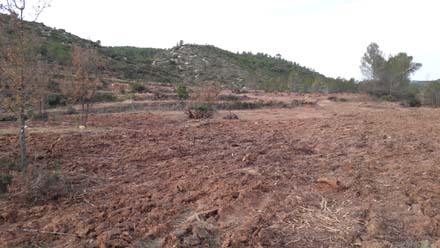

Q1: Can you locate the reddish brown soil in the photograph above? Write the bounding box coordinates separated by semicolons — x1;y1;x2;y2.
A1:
1;95;440;247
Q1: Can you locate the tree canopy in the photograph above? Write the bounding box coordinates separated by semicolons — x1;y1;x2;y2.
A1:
360;42;422;97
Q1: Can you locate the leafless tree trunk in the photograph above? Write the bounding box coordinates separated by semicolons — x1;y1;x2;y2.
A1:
0;0;51;169
66;46;101;128
18;106;26;167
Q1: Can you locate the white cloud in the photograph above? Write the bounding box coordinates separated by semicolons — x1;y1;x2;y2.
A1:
37;0;440;80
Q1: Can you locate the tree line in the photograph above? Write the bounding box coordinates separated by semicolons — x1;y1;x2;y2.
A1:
359;42;440;107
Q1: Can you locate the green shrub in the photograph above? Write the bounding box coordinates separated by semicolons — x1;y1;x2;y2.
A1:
0;115;17;122
403;94;422;107
46;41;72;65
47;80;61;92
119;87;126;94
186;103;216;119
46;93;67;108
380;95;396;102
421;81;440;107
177;85;189;100
0;157;18;171
92;92;119;103
130;82;148;93
0;174;13;194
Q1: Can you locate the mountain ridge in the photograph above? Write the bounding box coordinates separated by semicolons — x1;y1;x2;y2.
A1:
0;13;357;92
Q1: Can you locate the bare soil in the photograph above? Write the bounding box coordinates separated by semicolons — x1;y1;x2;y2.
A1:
1;93;440;247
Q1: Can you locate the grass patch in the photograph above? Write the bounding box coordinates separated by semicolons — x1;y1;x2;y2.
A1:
0;173;13;194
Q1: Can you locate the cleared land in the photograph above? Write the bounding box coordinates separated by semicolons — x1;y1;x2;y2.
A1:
1;93;440;247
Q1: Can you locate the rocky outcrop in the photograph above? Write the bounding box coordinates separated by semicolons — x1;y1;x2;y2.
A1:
152;44;249;85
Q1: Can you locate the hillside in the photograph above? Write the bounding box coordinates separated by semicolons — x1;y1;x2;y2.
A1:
0;13;356;92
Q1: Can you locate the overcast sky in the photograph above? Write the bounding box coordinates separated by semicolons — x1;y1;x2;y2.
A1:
37;0;439;81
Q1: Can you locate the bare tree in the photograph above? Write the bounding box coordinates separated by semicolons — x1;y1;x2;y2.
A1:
31;60;51;115
65;45;102;127
0;0;51;168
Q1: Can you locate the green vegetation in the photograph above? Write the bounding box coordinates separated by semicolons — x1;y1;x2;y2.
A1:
0;157;18;195
130;82;149;93
40;41;72;65
174;44;358;93
0;173;12;194
100;46;161;64
0;14;358;95
4;14;440;109
358;42;440;107
46;93;67;108
92;92;119;103
360;42;422;98
420;80;440;107
177;85;189;100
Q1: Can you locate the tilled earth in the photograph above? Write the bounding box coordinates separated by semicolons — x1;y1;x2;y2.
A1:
1;97;440;247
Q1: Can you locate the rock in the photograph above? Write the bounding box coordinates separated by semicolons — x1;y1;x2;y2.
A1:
316;177;344;190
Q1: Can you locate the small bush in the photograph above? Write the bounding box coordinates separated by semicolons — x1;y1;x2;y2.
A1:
420;81;440;107
119;87;126;94
0;115;17;122
65;106;78;115
186;103;216;119
130;82;149;93
223;112;239;120
23;170;70;204
177;85;190;100
380;95;396;102
403;94;422;107
0;157;18;171
46;93;67;108
92;92;119;103
47;80;61;92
